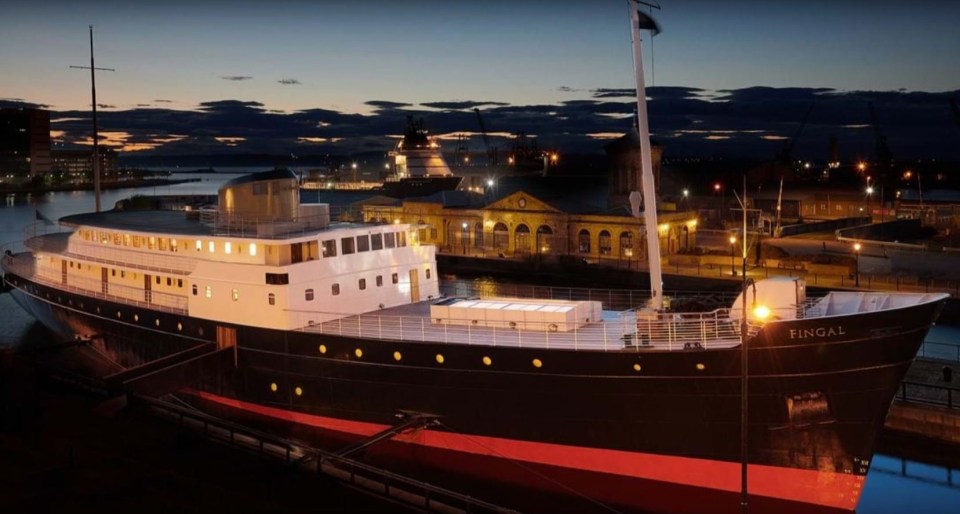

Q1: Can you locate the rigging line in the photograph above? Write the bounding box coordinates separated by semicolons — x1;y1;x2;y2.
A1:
434;421;625;514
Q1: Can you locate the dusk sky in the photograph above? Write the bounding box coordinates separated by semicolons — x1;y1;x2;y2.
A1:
2;0;959;160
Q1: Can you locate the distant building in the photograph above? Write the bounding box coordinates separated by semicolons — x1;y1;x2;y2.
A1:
0;107;51;177
52;148;119;179
604;129;663;213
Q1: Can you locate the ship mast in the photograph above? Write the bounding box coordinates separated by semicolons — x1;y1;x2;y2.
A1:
627;0;663;310
70;26;114;213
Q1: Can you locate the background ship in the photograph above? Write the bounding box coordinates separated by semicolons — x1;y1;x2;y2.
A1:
379;116;462;197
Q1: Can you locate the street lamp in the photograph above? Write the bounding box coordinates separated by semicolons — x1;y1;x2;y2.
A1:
729;235;737;277
461;222;468;255
853;243;861;287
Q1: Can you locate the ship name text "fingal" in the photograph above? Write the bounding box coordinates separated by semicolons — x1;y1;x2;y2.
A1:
788;326;847;339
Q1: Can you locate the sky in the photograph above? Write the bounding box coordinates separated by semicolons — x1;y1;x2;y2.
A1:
1;0;959;160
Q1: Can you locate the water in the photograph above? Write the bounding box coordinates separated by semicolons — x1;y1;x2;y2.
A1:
2;178;959;513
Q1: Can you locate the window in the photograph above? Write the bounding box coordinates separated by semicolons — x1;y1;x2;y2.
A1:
385;232;396;248
357;235;370;252
253;182;268;195
177;279;183;288
426;268;431;279
225;242;232;254
359;278;367;290
305;289;315;301
133;235;142;248
249;243;257;256
371;233;383;250
321;239;337;257
493;222;508;250
341;237;355;255
599;231;612;256
120;271;126;278
428;228;436;242
376;275;383;287
392;273;399;284
205;285;212;298
268;293;275;305
192;284;198;296
123;234;131;246
148;237;156;250
208;241;215;253
232;288;239;301
474;223;483;248
111;269;116;277
514;224;530;254
166;277;172;286
171;239;178;252
536;225;553;254
196;240;202;252
578;229;591;254
331;283;340;296
159;238;168;251
265;273;289;285
620;231;634;257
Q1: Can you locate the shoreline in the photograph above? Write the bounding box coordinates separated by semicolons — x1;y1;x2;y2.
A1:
0;178;201;196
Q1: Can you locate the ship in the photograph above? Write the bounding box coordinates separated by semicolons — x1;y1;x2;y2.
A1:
0;4;951;514
379;116;462;198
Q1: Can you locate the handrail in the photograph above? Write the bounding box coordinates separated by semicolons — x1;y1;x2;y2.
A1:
25;233;199;275
897;381;960;410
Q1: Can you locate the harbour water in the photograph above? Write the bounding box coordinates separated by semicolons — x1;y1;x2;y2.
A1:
2;175;958;513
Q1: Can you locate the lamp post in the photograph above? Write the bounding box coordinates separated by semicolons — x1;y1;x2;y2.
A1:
461;222;468;255
866;185;874;221
854;242;861;287
729;235;737;277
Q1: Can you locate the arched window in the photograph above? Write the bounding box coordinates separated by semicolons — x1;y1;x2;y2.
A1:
515;224;531;254
620;231;633;257
536;225;553;254
493;222;509;250
578;229;591;254
474;223;484;249
599;230;612;256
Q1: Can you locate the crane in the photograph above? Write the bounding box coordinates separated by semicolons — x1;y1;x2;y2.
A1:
473;108;498;166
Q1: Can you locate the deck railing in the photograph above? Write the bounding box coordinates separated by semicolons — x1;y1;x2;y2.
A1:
25;233;199;275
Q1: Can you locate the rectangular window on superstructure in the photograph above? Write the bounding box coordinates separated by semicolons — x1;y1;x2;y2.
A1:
134;235;142;248
113;233;121;245
156;276;161;285
357;235;370;252
225;242;232;254
384;232;396;248
428;228;435;242
265;273;289;285
392;273;398;284
149;237;156;250
321;239;337;257
208;241;215;253
159;238;168;251
111;269;116;277
171;239;178;252
371;233;383;250
167;277;172;286
249;243;257;256
196;240;202;252
123;234;131;246
376;275;383;287
426;268;431;279
268;293;275;305
399;231;407;247
331;283;340;296
192;285;198;296
205;285;212;299
341;237;355;255
359;278;366;290
305;289;314;301
232;289;239;301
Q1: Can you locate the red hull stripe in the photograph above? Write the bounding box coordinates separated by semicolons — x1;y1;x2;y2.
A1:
190;390;863;511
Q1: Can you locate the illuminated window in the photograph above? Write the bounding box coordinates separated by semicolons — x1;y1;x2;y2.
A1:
268;293;275;305
123;234;131;246
208;241;215;253
399;231;407;247
148;236;156;250
249;243;257;256
225;242;232;254
305;289;314;301
205;285;212;298
171;239;178;251
232;288;239;301
321;240;337;257
196;240;202;252
331;283;340;296
359;279;366;290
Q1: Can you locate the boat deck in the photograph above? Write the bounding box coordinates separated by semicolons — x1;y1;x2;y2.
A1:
299;300;744;352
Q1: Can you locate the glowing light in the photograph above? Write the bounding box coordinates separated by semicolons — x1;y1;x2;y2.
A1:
854;243;862;252
866;186;874;195
482;356;492;366
682;189;689;197
729;236;736;245
249;243;257;256
753;305;772;320
713;183;721;191
532;358;543;368
486;179;495;187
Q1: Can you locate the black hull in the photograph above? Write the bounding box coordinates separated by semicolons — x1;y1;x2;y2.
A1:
3;272;946;513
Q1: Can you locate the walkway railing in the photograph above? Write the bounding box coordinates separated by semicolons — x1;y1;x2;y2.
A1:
897;381;960;410
26;233;199;275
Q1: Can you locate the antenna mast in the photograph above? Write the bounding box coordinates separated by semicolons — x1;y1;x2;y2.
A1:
70;26;115;213
627;0;663;310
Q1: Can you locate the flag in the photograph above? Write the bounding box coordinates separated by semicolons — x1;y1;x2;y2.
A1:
35;209;54;225
637;9;661;36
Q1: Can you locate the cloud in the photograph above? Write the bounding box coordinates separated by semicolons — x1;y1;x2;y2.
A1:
154;99;174;103
220;75;253;81
420;100;510;110
0;98;51;109
365;100;413;110
97;103;115;109
277;78;301;85
557;86;583;93
591;88;636;98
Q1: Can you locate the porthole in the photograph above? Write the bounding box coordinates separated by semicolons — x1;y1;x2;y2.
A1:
96;307;101;313
177;322;183;332
319;344;327;354
482;356;492;366
134;314;139;322
116;311;122;319
633;363;642;372
270;382;278;392
155;319;160;327
393;351;402;361
355;348;363;358
435;354;445;364
532;358;543;368
696;363;706;371
295;387;303;397
198;327;204;336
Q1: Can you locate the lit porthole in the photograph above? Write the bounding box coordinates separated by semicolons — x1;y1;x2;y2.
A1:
393;351;402;361
435;354;444;364
116;311;122;319
319;344;327;354
532;358;543;368
696;363;706;371
198;327;204;336
355;348;363;358
633;363;642;372
482;356;492;366
96;307;101;313
294;386;303;397
155;319;160;327
177;322;183;332
270;382;278;392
